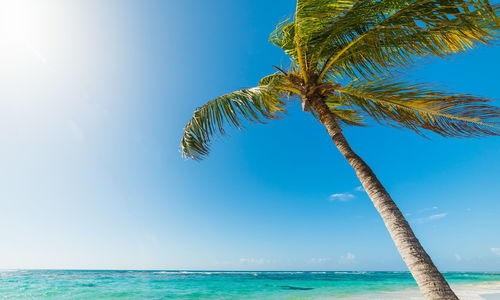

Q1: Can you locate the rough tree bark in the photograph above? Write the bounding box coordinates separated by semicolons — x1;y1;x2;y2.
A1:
308;96;459;300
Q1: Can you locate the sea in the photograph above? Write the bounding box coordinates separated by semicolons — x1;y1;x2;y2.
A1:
1;270;500;299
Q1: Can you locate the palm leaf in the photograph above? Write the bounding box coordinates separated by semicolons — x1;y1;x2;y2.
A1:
325;95;366;126
181;86;286;160
310;0;499;80
270;17;299;65
337;78;500;137
258;73;286;86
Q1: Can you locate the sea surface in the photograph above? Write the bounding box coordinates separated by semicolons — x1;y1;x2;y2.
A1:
1;270;500;299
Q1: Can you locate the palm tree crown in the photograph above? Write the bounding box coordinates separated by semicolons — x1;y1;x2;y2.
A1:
181;0;499;160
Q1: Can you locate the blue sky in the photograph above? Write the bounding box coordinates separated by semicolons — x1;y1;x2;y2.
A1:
0;0;499;271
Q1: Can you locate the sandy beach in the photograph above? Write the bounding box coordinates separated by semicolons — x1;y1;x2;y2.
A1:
347;281;500;299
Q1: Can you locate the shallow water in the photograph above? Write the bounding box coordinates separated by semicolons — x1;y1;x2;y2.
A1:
1;270;499;299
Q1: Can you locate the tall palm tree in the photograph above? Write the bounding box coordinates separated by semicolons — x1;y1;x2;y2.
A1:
180;0;499;299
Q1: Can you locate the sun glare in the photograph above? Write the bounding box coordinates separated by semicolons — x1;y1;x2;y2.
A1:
2;1;39;40
1;0;64;70
0;1;71;125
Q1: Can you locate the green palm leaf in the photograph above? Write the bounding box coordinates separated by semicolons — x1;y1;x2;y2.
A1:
325;95;366;126
181;86;286;160
258;73;286;86
270;0;499;80
316;0;499;79
337;78;500;137
270;17;297;59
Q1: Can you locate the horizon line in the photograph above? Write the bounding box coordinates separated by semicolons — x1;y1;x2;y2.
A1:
2;269;499;273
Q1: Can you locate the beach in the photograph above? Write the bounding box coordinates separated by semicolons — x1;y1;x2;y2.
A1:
1;270;500;299
348;281;500;299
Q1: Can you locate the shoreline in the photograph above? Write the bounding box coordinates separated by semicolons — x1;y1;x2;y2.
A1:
344;280;500;300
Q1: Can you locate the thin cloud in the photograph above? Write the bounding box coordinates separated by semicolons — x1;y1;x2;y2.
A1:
418;206;439;213
339;252;356;264
491;248;500;256
239;258;274;265
416;213;447;224
428;213;447;220
354;186;365;192
309;258;332;264
330;185;368;202
455;254;462;261
329;193;355;202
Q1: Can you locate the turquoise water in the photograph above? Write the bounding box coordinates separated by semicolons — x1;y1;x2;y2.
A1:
1;270;499;299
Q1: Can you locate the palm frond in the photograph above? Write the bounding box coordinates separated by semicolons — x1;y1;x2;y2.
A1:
295;0;365;66
325;95;366;126
259;73;286;86
306;0;499;80
337;78;500;137
259;72;305;97
270;17;298;62
181;86;286;160
271;0;360;74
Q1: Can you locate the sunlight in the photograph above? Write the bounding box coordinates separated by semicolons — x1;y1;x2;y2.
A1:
2;0;50;41
0;1;64;111
1;0;60;70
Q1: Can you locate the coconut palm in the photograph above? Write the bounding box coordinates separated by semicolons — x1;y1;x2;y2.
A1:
180;0;500;299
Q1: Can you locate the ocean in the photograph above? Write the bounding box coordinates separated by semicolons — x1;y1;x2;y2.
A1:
1;270;500;299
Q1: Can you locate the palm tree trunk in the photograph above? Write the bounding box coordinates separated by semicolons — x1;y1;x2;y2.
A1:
309;97;459;300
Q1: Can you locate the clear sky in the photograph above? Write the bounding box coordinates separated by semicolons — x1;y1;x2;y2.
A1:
0;0;499;271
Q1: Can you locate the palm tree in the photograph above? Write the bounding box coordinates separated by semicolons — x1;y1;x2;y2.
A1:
180;0;500;299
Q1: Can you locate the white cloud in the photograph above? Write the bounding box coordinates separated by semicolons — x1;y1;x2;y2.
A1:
419;206;439;213
339;252;356;264
239;258;275;265
354;186;365;192
455;254;462;261
417;213;447;223
309;257;332;264
330;186;367;201
491;248;500;256
329;193;355;202
428;213;447;220
239;258;265;265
